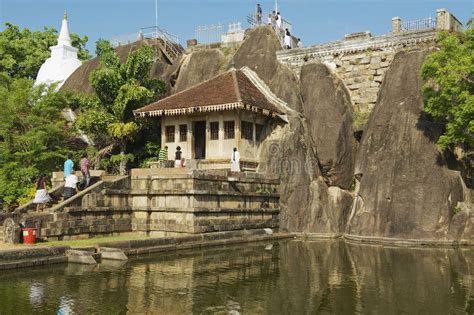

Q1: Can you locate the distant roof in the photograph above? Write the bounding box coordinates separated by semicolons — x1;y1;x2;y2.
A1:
134;68;284;117
61;39;174;94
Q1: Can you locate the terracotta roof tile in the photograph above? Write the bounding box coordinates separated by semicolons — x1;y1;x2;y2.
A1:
135;69;283;116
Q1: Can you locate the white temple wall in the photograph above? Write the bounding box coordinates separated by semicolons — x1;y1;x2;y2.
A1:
160;111;269;163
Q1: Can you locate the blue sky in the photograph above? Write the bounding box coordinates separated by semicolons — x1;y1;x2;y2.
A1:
1;0;472;55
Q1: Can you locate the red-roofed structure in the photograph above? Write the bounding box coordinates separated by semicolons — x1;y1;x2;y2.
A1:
134;67;287;169
134;69;283;117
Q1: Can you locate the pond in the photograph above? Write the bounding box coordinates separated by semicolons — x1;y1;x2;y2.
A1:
0;240;472;314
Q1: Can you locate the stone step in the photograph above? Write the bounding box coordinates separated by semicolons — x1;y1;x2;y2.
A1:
66;250;97;265
99;247;128;261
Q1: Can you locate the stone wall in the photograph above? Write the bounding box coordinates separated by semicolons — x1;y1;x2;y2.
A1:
126;169;280;235
34;210;132;241
277;30;437;112
4;169;281;242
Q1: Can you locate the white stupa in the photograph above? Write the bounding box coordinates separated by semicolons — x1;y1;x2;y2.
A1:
35;12;82;90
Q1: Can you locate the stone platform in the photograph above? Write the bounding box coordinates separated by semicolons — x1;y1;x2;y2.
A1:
2;169;280;242
116;168;280;235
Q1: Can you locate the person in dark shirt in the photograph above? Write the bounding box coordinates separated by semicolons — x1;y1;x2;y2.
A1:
175;146;182;168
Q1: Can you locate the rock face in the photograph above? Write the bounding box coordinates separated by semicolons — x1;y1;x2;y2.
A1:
300;63;356;189
346;50;466;241
448;202;473;242
269;64;303;112
174;49;225;92
234;26;281;84
259;113;352;235
247;26;354;235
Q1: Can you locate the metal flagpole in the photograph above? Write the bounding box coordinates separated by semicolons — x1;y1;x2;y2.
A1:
155;0;158;27
275;0;278;12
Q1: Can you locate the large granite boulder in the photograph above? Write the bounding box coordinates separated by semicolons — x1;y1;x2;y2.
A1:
259;116;352;235
346;50;467;242
174;48;225;92
300;63;356;189
269;64;303;112
448;202;473;243
254;31;353;235
234;26;281;84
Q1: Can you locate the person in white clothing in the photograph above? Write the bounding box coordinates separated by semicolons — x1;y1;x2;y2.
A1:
33;174;51;212
284;29;292;49
64;173;79;199
276;12;282;29
297;38;304;48
231;147;241;172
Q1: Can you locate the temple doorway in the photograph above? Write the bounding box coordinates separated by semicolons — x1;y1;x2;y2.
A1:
193;121;206;159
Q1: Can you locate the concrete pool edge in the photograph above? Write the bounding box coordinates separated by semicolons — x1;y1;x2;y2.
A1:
0;229;295;270
293;232;473;247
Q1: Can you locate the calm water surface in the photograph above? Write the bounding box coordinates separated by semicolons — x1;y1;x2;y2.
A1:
0;240;472;314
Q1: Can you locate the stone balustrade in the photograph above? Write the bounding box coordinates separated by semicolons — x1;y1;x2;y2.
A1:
277;30;438;111
277;8;462;112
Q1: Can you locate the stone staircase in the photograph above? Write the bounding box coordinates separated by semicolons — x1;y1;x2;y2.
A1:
44;196;64;212
156;38;182;64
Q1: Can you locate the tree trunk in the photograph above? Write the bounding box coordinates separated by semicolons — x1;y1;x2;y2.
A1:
119;142;127;175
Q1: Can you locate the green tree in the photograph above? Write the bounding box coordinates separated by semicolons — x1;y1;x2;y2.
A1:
421;23;474;149
0;23;90;79
74;40;166;174
0;75;72;211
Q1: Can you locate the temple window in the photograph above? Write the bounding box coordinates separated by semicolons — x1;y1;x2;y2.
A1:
165;125;175;143
179;124;187;142
256;124;264;142
241;121;253;141
224;121;235;139
210;122;219;140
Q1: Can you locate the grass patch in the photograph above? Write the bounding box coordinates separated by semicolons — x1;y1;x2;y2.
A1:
34;234;151;248
353;111;370;131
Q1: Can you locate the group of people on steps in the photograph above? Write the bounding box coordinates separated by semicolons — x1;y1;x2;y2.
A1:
259;4;303;49
32;153;90;212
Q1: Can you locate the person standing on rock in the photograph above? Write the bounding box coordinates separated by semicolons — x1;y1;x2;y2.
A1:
297;38;303;48
276;12;282;30
284;28;292;49
33;174;51;212
271;11;277;29
231;147;241;172
64;154;74;178
80;153;90;188
175;146;183;168
256;4;262;25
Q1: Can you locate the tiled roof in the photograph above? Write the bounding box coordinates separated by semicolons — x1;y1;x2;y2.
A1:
134;68;283;117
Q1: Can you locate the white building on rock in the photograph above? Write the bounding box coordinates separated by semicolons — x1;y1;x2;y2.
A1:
35;12;82;90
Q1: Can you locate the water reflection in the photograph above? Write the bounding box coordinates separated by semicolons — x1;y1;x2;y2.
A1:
0;240;472;314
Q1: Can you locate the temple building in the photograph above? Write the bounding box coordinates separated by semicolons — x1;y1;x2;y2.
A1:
35;12;82;90
134;67;288;169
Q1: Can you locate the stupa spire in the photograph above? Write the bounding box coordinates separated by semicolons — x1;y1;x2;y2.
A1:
34;11;81;91
57;11;72;46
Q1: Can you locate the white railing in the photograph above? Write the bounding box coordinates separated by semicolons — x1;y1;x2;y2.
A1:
248;11;293;48
110;32;141;47
110;26;180;48
140;26;182;61
401;17;437;32
109;26;182;62
195;23;225;45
